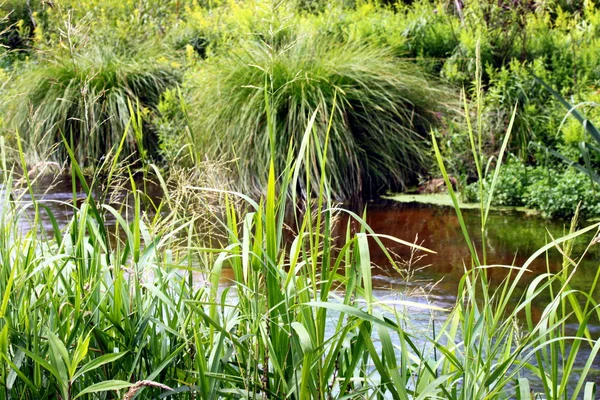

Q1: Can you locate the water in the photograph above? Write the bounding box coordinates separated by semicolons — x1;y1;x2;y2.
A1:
354;200;600;300
6;175;600;304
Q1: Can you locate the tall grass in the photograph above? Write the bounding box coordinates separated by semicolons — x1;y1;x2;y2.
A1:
188;29;453;199
430;43;600;399
0;110;446;399
4;42;179;166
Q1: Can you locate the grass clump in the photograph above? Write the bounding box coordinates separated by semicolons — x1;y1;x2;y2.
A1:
189;32;452;199
4;43;179;166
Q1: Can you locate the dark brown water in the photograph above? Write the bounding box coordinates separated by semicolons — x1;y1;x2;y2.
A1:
10;175;600;309
355;200;600;301
6;176;600;295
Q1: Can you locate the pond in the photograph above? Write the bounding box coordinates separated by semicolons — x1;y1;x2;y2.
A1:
6;175;600;306
357;200;600;304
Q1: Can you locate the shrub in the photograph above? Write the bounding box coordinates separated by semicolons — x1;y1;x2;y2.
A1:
5;43;180;165
154;87;195;164
399;2;460;73
304;3;409;56
0;0;47;61
463;157;529;206
170;0;298;59
465;157;600;219
524;166;600;219
483;59;558;157
188;32;454;199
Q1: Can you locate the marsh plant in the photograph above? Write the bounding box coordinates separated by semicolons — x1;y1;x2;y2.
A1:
1;68;599;398
189;24;453;199
0;2;599;398
4;36;179;166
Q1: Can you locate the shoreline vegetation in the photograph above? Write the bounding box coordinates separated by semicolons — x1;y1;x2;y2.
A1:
1;0;600;216
2;116;599;399
0;0;599;399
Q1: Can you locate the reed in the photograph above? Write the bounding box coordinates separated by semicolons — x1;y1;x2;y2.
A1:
430;42;600;399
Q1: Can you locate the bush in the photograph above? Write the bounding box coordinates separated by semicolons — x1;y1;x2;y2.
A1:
188;32;454;199
154;87;195;164
524;167;600;219
463;157;530;206
5;43;180;165
465;157;600;219
170;0;299;59
0;0;48;61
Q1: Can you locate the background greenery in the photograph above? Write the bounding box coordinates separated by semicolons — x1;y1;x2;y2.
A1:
2;0;600;212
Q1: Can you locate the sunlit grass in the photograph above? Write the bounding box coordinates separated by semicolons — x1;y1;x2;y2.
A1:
4;42;179;166
188;29;453;199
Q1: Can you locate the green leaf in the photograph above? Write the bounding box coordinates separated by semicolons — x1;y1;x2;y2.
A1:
533;74;600;144
19;346;64;390
516;378;531;400
46;331;71;384
72;351;128;381
74;380;133;399
357;233;373;312
70;334;91;378
0;351;37;393
291;322;313;354
584;382;596;400
484;102;516;226
304;301;396;330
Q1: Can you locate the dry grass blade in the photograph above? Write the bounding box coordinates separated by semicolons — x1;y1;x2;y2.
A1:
122;380;173;400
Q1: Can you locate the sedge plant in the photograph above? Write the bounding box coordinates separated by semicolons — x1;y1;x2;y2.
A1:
188;20;454;199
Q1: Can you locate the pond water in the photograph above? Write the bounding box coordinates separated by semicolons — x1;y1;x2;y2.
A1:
5;175;600;307
5;175;600;301
3;175;600;390
357;200;600;304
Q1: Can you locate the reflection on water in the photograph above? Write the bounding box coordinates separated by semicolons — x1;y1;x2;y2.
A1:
353;200;600;301
7;176;600;300
3;174;162;235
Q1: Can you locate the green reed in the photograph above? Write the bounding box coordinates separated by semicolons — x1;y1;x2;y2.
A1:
0;109;444;399
430;41;600;400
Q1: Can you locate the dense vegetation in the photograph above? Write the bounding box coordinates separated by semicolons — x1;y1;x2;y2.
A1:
0;0;599;209
1;114;599;399
0;0;599;399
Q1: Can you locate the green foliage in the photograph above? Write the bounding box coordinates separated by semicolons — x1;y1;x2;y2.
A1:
463;157;529;206
4;0;600;197
399;3;460;72
4;43;180;165
483;60;556;156
40;0;191;45
169;0;299;59
525;166;600;219
3;108;600;399
0;0;46;58
189;31;452;198
155;87;195;164
433;61;600;400
464;157;600;219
